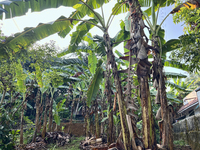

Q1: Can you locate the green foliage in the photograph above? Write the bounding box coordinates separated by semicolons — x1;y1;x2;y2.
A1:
150;25;165;45
174;140;186;146
164;60;190;71
68;19;98;52
184;73;200;90
113;20;130;47
73;2;104;25
65;136;85;150
15;62;27;100
164;72;187;78
88;52;97;75
23;127;34;144
171;0;200;72
162;39;181;54
0;107;16;149
2;0;80;19
23;116;34;125
53;99;67;126
35;65;43;88
136;120;143;131
1;16;75;53
166;77;195;101
151;89;182;103
173;0;200;34
86;60;103;107
112;1;129;16
170;34;200;72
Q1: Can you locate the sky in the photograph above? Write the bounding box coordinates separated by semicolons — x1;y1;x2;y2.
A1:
0;0;188;76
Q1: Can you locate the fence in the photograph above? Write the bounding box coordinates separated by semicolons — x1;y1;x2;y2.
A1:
173;114;200;149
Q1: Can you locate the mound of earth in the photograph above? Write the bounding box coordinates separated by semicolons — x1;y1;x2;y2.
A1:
15;131;70;150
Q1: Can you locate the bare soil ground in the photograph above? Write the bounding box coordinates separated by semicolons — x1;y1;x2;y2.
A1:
174;145;192;150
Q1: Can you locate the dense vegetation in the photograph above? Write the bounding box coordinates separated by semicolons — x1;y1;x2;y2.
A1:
0;0;199;150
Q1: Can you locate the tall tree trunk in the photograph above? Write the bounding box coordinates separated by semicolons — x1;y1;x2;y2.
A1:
95;107;100;138
19;91;30;145
32;89;41;142
85;107;90;138
105;62;114;145
152;34;173;149
68;99;75;134
139;76;157;149
42;93;50;138
101;96;105;135
20;102;26;145
48;97;53;132
128;0;157;149
104;32;130;150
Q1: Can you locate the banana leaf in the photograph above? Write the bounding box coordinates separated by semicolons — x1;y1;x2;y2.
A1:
165;72;187;78
86;60;103;107
164;60;190;71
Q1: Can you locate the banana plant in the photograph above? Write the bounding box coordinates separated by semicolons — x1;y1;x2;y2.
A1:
166;78;194;97
15;61;27;145
141;1;189;148
86;59;104;138
0;0;80;19
2;1;132;147
122;0;195;148
0;0;109;56
52;98;66;130
58;22;129;143
2;3;131;147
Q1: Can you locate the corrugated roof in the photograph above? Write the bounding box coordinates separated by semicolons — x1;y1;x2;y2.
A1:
178;97;198;114
183;90;197;101
177;87;200;114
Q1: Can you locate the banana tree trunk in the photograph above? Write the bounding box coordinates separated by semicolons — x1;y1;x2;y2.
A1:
105;62;114;145
48;97;53;132
128;0;157;149
104;32;130;150
159;70;173;149
20;101;27;144
19;91;30;145
152;35;173;150
139;76;157;149
94;100;100;138
95;108;100;138
68;99;75;134
85;107;90;138
42;93;50;138
101;96;105;135
32;89;41;142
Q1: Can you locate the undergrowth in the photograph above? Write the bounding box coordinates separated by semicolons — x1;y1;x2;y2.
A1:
48;136;85;150
173;139;186;146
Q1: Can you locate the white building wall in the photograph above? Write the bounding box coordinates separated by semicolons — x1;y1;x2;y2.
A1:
197;91;200;104
195;106;200;115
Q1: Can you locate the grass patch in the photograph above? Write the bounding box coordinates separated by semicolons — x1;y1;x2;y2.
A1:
173;139;186;146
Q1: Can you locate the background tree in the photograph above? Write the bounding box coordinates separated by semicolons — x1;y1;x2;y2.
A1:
170;0;200;72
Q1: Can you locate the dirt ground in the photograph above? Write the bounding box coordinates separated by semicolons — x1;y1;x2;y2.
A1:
174;145;192;150
51;122;86;137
